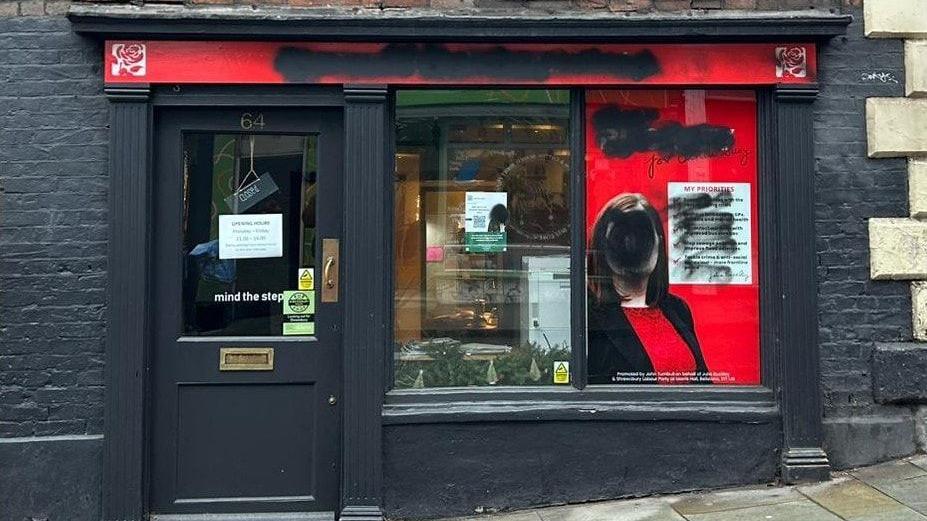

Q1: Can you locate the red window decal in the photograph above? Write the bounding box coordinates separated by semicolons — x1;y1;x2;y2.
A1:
586;89;760;386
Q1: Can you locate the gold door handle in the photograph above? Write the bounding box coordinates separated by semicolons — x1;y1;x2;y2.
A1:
321;239;339;303
324;256;336;289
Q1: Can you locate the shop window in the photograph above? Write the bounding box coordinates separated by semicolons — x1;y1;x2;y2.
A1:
585;89;760;386
181;133;318;336
393;89;572;388
393;88;761;390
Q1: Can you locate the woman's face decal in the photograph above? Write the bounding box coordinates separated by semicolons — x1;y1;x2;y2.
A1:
603;206;660;279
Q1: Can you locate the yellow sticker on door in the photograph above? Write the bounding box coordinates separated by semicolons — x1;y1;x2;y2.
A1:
553;361;570;384
298;268;314;291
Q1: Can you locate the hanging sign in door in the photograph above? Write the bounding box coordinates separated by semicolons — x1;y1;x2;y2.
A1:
223;172;279;213
223;134;280;213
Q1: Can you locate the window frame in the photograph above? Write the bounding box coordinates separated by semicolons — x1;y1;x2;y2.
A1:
385;86;779;411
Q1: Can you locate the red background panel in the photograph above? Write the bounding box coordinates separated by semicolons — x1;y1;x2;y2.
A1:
585;89;761;385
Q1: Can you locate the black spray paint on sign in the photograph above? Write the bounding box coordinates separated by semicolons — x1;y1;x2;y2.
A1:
668;189;745;284
274;44;661;83
592;106;734;160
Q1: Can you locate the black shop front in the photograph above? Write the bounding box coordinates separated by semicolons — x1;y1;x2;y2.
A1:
70;7;850;520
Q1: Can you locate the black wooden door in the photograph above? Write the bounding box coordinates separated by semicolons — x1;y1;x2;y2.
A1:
150;108;343;517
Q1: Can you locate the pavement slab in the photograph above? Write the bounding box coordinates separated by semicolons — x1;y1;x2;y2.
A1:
669;485;802;516
451;511;542;521
439;457;927;521
798;476;927;521
682;498;844;521
866;475;927;517
910;455;927;472
536;498;685;521
852;461;927;486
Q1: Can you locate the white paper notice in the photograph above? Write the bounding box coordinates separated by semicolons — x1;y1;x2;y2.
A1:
667;182;752;285
218;214;283;260
464;191;508;253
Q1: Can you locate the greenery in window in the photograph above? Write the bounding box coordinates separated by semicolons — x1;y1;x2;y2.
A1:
394;341;570;388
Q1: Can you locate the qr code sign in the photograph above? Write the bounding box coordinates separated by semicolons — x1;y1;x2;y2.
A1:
473;215;487;230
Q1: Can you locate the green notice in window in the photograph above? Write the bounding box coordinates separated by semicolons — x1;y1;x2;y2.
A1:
464;191;508;253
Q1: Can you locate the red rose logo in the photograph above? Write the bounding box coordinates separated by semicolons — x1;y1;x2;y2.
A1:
775;46;807;79
111;42;146;77
118;44;144;65
782;47;804;67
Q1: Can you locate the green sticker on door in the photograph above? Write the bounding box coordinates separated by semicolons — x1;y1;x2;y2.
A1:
282;290;315;335
283;319;315;336
282;290;315;315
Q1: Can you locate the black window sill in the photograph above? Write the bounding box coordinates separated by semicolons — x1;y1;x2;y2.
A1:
382;385;778;425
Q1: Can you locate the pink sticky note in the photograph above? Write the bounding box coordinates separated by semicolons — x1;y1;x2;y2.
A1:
426;246;444;262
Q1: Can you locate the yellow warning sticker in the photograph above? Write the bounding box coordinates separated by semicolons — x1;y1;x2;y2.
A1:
298;268;314;291
553;361;570;384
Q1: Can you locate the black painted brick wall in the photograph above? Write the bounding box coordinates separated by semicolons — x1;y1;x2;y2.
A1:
814;11;910;417
0;16;107;438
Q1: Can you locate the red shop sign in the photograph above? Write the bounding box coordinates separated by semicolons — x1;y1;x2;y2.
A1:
106;41;816;86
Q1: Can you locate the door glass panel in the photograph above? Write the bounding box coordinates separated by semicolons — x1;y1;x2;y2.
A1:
181;133;318;336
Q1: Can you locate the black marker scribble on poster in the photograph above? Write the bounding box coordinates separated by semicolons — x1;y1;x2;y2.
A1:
667;183;751;285
592;106;735;160
274;44;661;83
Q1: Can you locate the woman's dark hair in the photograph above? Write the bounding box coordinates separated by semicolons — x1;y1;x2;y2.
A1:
488;204;509;232
588;193;668;306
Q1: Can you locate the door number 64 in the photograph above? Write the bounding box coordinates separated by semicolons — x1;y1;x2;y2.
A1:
240;113;265;130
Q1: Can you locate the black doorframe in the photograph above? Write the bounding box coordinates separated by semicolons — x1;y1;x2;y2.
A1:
95;16;850;521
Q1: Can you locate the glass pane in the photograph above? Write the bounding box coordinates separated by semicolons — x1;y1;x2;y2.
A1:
182;133;318;336
393;89;572;388
585;89;760;386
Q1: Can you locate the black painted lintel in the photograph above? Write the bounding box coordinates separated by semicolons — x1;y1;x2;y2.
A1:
344;85;390;103
105;84;152;101
69;4;851;42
